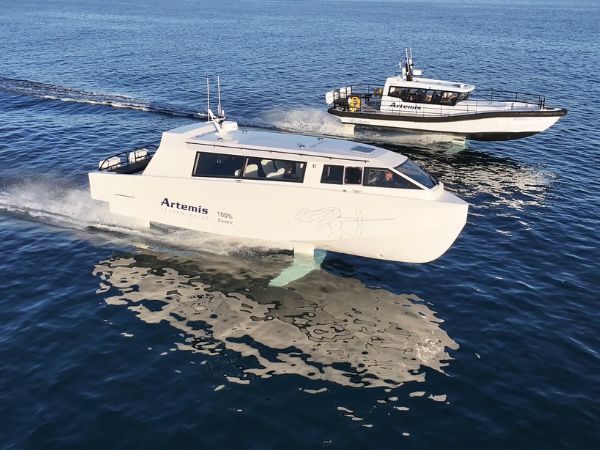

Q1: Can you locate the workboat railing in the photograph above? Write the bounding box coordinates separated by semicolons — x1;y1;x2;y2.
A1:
330;84;385;110
331;85;550;117
477;89;546;109
98;144;158;174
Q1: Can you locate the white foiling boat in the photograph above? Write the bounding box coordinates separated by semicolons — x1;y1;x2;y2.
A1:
325;48;566;141
89;104;468;264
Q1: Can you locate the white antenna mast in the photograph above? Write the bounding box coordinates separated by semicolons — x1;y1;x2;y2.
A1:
217;75;223;118
205;76;224;133
206;77;211;117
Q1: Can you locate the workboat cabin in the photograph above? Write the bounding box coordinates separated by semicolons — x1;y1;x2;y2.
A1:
90;114;468;263
325;48;566;141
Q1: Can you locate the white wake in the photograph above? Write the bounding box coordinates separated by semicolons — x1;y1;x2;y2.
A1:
0;179;287;256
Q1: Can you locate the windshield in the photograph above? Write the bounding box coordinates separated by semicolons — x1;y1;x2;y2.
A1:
395;159;438;189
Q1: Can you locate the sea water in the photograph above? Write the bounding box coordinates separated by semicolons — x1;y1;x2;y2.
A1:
0;0;599;448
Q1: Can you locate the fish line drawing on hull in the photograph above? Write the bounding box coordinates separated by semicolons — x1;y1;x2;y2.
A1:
88;79;468;284
325;48;566;142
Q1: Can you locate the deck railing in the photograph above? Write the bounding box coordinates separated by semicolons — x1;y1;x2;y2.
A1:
98;144;158;174
331;85;548;117
477;89;546;109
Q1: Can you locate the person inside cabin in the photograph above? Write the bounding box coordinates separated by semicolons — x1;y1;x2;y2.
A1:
381;170;399;187
283;161;295;180
440;92;449;105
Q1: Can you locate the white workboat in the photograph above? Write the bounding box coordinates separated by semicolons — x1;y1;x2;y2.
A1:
325;49;566;141
89;107;468;264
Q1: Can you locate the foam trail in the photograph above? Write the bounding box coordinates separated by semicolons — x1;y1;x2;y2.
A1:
251;107;353;137
0;76;206;119
0;179;142;232
0;178;288;256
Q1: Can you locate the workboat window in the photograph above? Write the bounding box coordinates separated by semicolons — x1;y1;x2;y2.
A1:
440;91;459;106
344;167;363;185
243;157;306;182
192;152;244;178
388;86;403;98
408;88;420;102
321;164;344;184
388;87;465;106
364;167;420;189
395;160;438;189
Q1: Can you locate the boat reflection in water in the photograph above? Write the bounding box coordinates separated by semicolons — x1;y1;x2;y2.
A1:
93;250;458;389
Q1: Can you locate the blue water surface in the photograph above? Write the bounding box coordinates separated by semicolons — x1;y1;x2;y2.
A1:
0;0;599;449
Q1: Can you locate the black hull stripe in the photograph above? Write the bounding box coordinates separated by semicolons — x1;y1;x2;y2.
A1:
469;132;538;141
348;124;540;141
328;107;568;123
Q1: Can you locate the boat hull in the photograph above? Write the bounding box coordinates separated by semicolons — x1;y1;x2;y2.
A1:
89;172;468;263
328;108;567;141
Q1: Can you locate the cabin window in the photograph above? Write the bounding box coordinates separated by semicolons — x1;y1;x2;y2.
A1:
394;159;438;189
192;152;244;178
408;88;421;103
388;87;465;106
389;87;411;102
321;164;344;184
344;167;363;185
364;167;420;189
423;90;435;103
388;86;402;98
243;157;306;182
440;91;459;106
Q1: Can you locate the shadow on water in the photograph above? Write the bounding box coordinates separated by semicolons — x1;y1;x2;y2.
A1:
93;249;458;390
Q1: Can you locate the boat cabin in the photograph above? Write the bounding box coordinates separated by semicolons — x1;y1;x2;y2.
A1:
184;125;438;191
383;76;475;107
104;122;440;193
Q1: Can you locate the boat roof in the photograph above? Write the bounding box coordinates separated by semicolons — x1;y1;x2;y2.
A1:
181;123;407;166
386;76;475;93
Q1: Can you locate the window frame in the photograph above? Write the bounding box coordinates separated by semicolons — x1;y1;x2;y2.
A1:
394;160;438;189
344;166;363;185
242;156;307;183
387;86;467;106
191;151;245;179
320;164;345;185
363;167;422;190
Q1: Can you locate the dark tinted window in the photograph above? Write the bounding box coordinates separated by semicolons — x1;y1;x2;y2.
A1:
344;167;363;185
388;86;402;98
321;164;344;184
389;87;465;106
192;152;244;178
244;157;306;182
364;167;420;189
395;160;437;188
440;91;459;106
